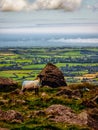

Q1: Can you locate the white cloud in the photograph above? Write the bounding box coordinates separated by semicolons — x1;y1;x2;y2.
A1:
0;0;82;11
32;0;82;11
0;0;27;11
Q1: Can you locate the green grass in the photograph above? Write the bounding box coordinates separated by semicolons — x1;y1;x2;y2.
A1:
0;82;97;130
63;51;82;56
56;63;98;67
0;64;13;67
0;72;14;78
0;70;37;80
15;59;32;63
23;64;45;69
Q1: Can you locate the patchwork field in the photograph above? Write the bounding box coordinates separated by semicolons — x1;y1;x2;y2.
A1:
0;47;98;84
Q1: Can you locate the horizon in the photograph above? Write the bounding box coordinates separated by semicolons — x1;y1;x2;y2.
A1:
0;0;98;47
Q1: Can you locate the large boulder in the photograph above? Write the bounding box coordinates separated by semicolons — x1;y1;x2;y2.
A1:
45;105;98;130
38;63;67;88
0;77;18;92
45;105;87;126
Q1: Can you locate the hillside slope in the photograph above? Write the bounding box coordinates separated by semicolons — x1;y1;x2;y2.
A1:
0;81;98;130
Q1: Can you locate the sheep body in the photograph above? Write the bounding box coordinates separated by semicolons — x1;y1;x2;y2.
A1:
20;79;41;95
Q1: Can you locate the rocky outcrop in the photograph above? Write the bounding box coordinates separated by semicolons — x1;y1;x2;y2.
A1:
88;108;98;130
0;128;9;130
0;109;23;123
45;105;87;125
56;88;82;99
0;77;18;92
45;105;98;130
38;63;67;88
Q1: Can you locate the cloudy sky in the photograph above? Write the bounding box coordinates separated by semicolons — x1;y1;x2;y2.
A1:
0;0;98;34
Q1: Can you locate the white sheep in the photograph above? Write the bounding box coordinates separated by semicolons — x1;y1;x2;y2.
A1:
20;77;41;95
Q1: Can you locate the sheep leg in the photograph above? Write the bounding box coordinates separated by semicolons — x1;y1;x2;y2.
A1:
34;87;39;95
19;87;26;95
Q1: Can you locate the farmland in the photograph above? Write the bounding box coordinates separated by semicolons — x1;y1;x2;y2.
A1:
0;47;98;130
0;47;98;84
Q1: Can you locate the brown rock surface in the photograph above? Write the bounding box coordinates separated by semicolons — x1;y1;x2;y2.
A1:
56;88;82;99
0;109;23;123
45;104;87;125
0;77;17;92
38;63;67;87
0;128;10;130
88;108;98;130
45;105;98;129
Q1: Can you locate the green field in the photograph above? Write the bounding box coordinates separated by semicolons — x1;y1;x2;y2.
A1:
0;47;98;84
